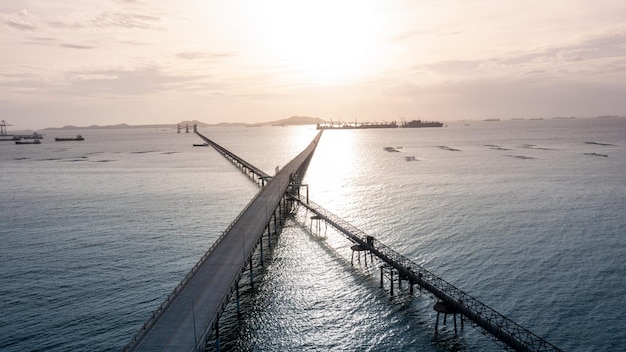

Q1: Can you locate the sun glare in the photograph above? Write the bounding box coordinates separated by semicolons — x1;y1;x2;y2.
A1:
245;1;385;85
306;130;357;189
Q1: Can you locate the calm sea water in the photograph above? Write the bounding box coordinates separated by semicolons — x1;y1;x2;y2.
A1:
1;118;624;351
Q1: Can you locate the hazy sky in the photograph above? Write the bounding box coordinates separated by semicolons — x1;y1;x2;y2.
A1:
2;1;626;129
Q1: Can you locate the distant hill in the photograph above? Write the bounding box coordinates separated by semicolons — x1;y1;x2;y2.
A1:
177;120;248;127
43;116;324;130
44;123;172;130
179;116;323;127
260;116;324;126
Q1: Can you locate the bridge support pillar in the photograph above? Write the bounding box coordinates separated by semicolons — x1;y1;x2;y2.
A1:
215;320;220;352
390;269;394;296
259;239;264;266
273;210;278;234
282;198;287;222
235;282;240;314
453;313;458;335
433;301;458;336
310;215;323;235
249;259;254;286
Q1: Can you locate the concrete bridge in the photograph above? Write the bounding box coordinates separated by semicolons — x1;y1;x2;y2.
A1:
122;131;321;352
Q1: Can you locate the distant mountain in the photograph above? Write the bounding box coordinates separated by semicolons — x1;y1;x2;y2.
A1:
45;123;153;130
181;116;323;127
177;120;238;127
43;116;324;130
261;116;325;126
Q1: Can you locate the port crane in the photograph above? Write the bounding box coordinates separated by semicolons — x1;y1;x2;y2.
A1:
1;120;12;135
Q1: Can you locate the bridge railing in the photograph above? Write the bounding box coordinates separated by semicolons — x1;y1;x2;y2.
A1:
297;198;562;352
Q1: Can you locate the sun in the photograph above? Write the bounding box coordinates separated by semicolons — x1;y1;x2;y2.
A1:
244;1;386;85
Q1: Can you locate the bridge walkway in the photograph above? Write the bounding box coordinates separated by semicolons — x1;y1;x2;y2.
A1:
295;198;563;352
194;128;271;186
123;131;322;352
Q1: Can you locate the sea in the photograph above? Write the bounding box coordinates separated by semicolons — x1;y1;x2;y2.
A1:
0;118;624;352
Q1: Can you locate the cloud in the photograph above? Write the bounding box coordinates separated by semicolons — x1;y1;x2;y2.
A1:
119;40;150;46
1;9;37;31
61;66;217;96
29;36;57;42
0;65;210;98
22;36;57;46
390;30;424;43
2;8;161;32
41;11;161;30
175;51;235;60
408;29;626;84
21;36;94;50
60;43;95;49
89;11;160;29
415;60;482;75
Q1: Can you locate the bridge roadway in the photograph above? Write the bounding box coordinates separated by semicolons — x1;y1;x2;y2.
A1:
123;131;322;352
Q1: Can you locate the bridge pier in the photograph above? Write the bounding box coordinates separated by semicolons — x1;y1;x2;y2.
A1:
249;258;254;286
377;265;399;296
433;301;460;336
259;238;264;266
235;283;240;314
398;273;410;292
214;320;220;352
390;268;394;296
309;214;327;237
310;215;321;235
350;244;369;266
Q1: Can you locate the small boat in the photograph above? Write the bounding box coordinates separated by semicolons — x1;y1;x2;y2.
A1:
15;139;41;144
383;146;400;152
55;135;84;141
0;135;19;141
193;143;209;147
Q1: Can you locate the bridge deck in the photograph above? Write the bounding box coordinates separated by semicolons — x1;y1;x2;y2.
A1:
124;131;322;352
194;132;270;183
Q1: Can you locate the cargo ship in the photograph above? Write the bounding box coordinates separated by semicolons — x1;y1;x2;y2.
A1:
55;135;84;141
317;121;398;130
401;120;444;128
15;139;41;144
